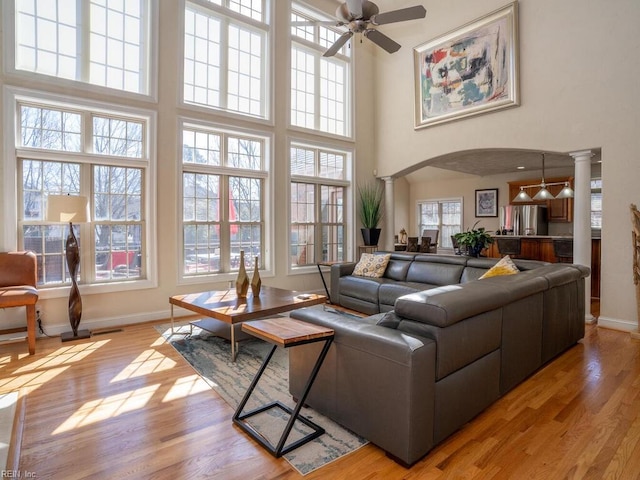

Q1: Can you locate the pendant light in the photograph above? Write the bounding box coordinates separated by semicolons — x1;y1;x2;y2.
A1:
512;153;575;202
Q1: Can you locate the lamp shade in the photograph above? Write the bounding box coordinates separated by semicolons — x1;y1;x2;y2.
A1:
532;187;554;201
556;183;574;199
46;195;89;223
512;188;533;203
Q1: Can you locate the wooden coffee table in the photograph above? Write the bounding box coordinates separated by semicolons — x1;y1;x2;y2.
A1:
169;286;326;361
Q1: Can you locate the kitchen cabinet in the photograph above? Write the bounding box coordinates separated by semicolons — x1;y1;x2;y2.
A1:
508;177;574;223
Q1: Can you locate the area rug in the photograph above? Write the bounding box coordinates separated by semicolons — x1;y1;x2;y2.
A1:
155;321;368;475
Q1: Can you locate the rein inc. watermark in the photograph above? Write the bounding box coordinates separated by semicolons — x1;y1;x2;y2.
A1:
1;471;36;478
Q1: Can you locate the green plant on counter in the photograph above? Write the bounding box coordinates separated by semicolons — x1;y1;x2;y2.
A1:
454;221;494;257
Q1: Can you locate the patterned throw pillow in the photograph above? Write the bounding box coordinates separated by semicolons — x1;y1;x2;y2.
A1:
479;255;519;279
353;253;391;278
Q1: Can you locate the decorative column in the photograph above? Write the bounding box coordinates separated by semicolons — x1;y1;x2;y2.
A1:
383;177;395;251
570;149;594;323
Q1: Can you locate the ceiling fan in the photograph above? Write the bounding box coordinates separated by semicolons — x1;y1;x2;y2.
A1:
321;0;427;57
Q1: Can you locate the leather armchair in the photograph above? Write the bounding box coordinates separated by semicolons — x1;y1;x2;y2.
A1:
0;251;38;354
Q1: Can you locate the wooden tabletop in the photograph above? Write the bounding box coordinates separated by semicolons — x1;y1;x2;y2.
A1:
242;317;334;348
169;286;326;324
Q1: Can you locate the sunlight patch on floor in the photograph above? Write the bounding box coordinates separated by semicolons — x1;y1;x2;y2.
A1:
53;384;160;434
111;349;177;382
162;374;211;402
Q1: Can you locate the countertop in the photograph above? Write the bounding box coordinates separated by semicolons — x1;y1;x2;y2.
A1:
491;235;572;239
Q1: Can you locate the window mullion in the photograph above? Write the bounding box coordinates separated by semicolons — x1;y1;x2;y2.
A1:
78;0;90;82
220;18;230;110
314;54;321;131
81;160;93;282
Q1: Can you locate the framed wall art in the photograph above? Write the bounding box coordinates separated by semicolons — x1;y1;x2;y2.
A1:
414;2;519;129
475;189;499;217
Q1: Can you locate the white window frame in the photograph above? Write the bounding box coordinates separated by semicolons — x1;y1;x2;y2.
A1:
2;0;157;101
178;118;273;285
3;87;158;299
287;138;353;274
289;2;352;139
591;178;602;230
416;197;464;250
182;0;271;122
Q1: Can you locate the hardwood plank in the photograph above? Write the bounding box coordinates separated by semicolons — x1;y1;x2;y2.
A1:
1;322;640;479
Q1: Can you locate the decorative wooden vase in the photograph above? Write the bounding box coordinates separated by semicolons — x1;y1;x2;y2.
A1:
235;250;249;298
251;256;261;296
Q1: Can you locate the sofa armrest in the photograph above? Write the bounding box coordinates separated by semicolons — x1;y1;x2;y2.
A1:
289;307;436;465
330;262;356;304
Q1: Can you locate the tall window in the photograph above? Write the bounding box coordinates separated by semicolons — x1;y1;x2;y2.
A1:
181;123;268;277
15;96;151;287
290;4;351;137
591;179;602;229
417;199;463;249
290;143;349;266
184;1;268;118
13;0;150;94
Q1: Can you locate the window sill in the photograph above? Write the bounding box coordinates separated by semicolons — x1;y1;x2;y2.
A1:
36;278;158;299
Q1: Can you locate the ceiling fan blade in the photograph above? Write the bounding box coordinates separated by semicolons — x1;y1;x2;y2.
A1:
345;0;363;19
363;29;401;54
291;20;343;27
370;5;427;26
323;31;353;57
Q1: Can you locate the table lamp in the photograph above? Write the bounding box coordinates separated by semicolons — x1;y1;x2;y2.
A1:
46;194;91;341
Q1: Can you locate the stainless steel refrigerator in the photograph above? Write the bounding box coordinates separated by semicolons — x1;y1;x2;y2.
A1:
499;205;548;236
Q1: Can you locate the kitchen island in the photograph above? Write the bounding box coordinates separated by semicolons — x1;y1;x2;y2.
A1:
485;235;601;301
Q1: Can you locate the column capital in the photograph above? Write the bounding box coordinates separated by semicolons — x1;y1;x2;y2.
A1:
381;176;394;183
569;149;594;161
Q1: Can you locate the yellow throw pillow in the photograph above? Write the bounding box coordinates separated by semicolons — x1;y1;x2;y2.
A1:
479;255;519;279
353;253;391;278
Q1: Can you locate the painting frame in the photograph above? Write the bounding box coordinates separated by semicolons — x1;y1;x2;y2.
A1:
475;189;499;217
413;2;519;129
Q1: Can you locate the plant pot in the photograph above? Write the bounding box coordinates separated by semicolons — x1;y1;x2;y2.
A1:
467;245;484;257
361;228;381;246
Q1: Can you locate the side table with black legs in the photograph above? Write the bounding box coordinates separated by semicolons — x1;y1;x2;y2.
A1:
233;317;335;457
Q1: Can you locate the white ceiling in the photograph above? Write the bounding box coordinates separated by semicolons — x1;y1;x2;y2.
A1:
403;148;602;183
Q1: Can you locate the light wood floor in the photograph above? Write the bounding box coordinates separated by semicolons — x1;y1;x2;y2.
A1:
2;321;640;479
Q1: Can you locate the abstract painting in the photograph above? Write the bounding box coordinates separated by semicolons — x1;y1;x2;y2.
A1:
414;3;519;129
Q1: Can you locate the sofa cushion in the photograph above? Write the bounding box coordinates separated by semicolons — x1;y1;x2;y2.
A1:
353;253;391;278
479;255;519;279
338;275;385;303
378;282;439;308
406;259;465;286
384;259;412;281
395;282;510;328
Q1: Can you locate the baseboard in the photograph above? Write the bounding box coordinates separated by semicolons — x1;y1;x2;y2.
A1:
597;316;637;333
36;308;193;337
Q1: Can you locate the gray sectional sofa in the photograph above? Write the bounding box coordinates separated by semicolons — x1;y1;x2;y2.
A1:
289;253;589;466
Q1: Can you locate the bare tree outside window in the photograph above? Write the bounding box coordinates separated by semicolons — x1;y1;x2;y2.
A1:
17;102;148;286
181;125;266;276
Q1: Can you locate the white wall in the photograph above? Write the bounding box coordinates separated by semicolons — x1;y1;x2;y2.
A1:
371;0;640;332
0;1;377;333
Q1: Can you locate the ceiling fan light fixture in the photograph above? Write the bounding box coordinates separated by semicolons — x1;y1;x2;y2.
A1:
324;1;427;57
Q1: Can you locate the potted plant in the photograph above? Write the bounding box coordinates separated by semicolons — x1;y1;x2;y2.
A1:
358;181;384;246
454;221;494;257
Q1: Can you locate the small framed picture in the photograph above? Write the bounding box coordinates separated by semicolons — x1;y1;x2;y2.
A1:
475;189;498;217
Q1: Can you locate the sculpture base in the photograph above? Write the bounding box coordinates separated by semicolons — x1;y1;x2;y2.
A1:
60;329;92;342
